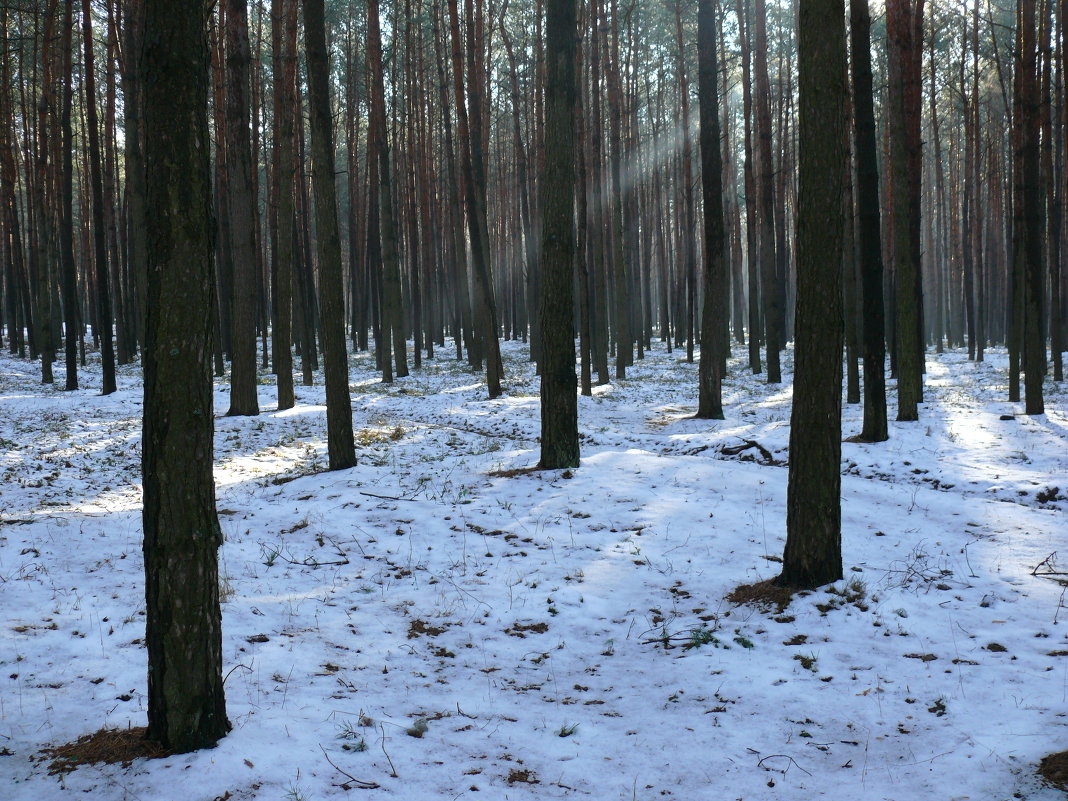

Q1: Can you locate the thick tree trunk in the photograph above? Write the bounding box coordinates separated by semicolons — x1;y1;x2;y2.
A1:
142;0;229;752
779;0;847;590
538;0;579;468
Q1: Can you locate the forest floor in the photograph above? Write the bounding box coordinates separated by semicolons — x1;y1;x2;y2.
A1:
1;339;1066;801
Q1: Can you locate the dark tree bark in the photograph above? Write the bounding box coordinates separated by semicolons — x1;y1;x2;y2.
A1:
696;0;726;420
122;0;147;354
778;0;847;589
223;0;260;416
850;0;888;442
753;0;781;383
368;0;406;383
270;0;296;410
306;0;357;468
60;0;78;390
447;0;502;396
142;0;229;752
538;0;579;469
1018;0;1045;413
83;0;117;394
736;0;762;374
886;0;923;421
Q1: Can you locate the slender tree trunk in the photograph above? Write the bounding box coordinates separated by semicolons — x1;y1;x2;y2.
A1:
851;0;888;441
60;0;78;389
224;0;260;415
306;0;357;466
886;0;922;420
270;0;296;410
83;0;116;394
754;0;780;383
696;0;726;419
1018;0;1045;413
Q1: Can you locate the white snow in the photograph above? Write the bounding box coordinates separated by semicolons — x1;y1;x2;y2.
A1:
1;340;1065;800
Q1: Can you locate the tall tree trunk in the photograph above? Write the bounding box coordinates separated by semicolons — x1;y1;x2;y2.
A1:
122;0;146;354
84;0;116;394
60;0;79;389
447;0;502;395
696;0;726;419
224;0;260;415
142;0;229;752
754;0;780;383
270;0;296;410
779;0;847;590
368;0;407;382
306;0;357;466
1018;0;1045;413
851;0;888;442
538;0;579;468
886;0;923;420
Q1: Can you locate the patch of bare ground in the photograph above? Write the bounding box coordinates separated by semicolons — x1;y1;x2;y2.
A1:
506;767;539;785
1039;750;1068;792
487;466;542;479
42;727;168;774
726;579;799;613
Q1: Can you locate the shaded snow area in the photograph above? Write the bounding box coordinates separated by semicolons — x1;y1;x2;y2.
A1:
1;341;1066;801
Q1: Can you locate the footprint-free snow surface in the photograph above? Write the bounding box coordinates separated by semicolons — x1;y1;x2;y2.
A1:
1;341;1065;800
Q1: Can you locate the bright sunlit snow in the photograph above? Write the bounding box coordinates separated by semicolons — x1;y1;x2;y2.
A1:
1;341;1065;800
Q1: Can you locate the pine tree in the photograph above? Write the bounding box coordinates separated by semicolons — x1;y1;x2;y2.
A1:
142;0;229;752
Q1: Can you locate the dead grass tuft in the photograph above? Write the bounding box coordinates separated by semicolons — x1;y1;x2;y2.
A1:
487;466;541;479
726;579;797;613
43;727;168;774
1039;750;1068;791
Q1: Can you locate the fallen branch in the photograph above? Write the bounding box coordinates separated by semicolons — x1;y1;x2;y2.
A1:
720;439;776;464
319;744;380;790
757;754;812;776
359;491;416;502
1032;552;1067;577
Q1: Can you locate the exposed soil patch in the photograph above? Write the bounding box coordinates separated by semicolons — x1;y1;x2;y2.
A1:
407;619;448;638
505;621;549;637
506;767;539;785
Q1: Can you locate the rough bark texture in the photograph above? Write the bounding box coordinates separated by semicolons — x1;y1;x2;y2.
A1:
1019;0;1044;414
142;0;230;752
60;0;78;390
224;0;260;416
538;0;579;468
83;0;117;395
778;0;846;590
696;0;726;420
305;0;356;468
850;0;888;441
753;0;780;384
270;0;296;410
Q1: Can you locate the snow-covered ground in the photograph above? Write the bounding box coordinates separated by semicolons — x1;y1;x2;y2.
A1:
1;339;1065;801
